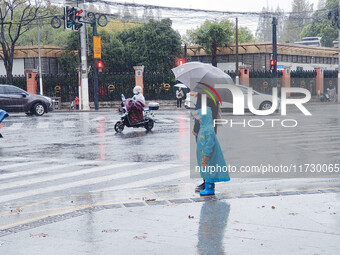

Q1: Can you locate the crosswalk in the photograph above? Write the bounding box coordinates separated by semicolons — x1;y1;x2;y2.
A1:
0;157;189;206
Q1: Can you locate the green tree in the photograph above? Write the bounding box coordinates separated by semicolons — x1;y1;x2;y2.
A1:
0;0;50;84
237;27;255;43
256;7;273;42
283;0;313;43
116;18;182;72
299;0;338;47
186;19;254;66
62;28;125;73
15;5;70;46
187;20;233;67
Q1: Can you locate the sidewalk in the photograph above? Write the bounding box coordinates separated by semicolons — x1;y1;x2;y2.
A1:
0;187;339;255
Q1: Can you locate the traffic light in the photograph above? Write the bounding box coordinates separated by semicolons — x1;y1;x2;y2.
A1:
177;58;185;66
270;59;277;70
64;6;75;30
97;60;104;72
73;7;83;31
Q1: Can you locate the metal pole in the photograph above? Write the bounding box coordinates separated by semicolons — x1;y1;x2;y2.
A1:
338;3;340;103
272;17;278;88
36;8;43;95
93;21;99;110
235;17;239;85
80;1;90;110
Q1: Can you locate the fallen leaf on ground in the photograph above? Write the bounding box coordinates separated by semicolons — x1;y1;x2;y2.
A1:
30;233;48;238
102;229;119;233
271;206;276;209
145;199;156;202
188;215;194;219
133;236;147;240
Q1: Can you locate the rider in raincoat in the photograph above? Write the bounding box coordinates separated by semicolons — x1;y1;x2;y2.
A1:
196;106;230;196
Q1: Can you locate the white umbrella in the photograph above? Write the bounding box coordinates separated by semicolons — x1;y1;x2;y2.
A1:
173;83;188;88
172;62;234;103
172;62;234;89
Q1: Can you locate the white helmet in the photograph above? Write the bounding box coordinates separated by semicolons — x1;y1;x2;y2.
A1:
133;86;142;95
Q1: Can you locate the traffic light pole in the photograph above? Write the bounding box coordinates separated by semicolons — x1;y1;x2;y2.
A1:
92;21;99;111
272;17;278;88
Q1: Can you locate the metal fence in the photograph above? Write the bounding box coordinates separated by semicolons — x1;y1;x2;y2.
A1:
1;70;336;102
249;70;282;94
34;71;177;102
291;70;316;96
324;70;338;93
0;75;26;89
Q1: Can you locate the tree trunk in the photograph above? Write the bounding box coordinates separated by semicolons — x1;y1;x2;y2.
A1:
212;41;217;67
6;65;13;84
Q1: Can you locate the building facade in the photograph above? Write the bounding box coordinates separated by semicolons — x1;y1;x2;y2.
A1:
187;42;338;72
0;46;66;76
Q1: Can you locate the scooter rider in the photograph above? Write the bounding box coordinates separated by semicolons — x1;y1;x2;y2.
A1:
126;86;145;124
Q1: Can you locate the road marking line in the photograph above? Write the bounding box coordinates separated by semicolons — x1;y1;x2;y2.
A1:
6;123;23;130
0;162;138;191
0;164;178;203
92;171;190;192
319;150;340;154
0;160;57;170
36;122;50;129
0;160;97;181
63;121;75;128
0;157;30;162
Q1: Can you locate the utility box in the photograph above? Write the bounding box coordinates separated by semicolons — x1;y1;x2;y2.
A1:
52;97;62;110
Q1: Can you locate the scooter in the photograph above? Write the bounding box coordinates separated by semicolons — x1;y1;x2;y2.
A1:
114;94;159;133
320;88;338;102
0;109;9;138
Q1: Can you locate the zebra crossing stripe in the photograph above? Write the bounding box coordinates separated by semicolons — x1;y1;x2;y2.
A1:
37;122;50;129
7;123;23;130
0;160;97;181
92;171;190;193
0;164;178;203
0;162;138;191
0;160;58;170
63;121;75;128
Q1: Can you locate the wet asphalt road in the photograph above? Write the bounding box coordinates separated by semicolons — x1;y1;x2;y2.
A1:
0;104;339;238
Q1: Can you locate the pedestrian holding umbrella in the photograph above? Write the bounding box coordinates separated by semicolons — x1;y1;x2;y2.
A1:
172;62;233;194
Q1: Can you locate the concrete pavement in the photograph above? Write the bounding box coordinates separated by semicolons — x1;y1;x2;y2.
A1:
0;187;339;255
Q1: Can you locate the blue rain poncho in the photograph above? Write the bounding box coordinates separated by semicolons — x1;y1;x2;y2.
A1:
196;107;230;183
0;109;8;123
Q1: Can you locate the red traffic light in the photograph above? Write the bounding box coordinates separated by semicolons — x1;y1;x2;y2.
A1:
97;60;104;71
270;59;276;66
177;58;185;66
76;9;83;16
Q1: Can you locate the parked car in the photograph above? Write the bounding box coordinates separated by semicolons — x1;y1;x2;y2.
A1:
0;84;53;116
184;84;279;111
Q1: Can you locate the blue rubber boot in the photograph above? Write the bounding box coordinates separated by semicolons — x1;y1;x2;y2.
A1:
200;182;215;196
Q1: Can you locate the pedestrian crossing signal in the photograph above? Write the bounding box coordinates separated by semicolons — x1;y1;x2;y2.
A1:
270;59;277;70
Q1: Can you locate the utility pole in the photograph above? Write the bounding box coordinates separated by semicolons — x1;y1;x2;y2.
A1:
36;8;43;95
272;17;278;88
235;17;239;85
80;1;90;110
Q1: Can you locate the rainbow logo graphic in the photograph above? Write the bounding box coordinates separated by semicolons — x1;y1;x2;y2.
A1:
197;82;222;106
